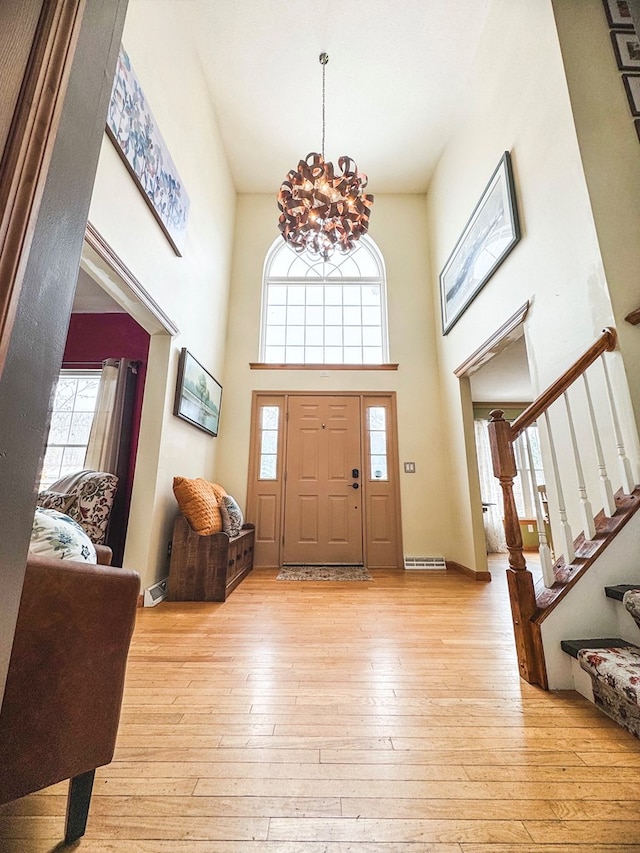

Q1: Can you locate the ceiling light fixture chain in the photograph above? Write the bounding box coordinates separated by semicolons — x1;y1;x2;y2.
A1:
320;51;328;160
276;51;374;261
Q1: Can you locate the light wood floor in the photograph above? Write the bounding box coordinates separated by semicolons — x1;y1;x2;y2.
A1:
2;563;640;852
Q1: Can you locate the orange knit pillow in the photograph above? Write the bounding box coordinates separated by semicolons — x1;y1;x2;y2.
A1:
172;477;227;535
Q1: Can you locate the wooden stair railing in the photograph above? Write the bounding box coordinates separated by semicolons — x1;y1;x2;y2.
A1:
487;327;618;689
625;306;640;325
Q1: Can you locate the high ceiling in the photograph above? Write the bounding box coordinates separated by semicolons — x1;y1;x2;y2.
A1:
184;0;492;194
76;1;494;312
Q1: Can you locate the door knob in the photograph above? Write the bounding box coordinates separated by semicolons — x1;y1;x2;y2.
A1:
351;483;359;489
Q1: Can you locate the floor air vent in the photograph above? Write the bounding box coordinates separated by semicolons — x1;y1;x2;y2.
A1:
404;556;447;570
143;577;168;607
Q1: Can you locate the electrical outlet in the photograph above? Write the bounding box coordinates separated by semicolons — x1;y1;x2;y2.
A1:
167;540;172;557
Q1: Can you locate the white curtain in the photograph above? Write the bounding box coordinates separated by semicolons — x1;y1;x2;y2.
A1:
84;359;128;473
474;419;508;553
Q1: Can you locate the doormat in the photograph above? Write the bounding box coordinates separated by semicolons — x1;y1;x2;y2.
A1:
277;566;372;581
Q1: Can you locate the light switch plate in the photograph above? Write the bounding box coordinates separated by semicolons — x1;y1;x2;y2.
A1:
404;462;416;473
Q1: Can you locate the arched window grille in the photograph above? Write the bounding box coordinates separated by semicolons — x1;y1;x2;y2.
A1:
260;235;388;365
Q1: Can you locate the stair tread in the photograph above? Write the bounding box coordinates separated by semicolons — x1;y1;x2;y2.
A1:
604;584;640;601
560;637;639;659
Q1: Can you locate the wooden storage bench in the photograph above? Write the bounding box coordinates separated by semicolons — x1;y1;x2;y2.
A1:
167;515;255;601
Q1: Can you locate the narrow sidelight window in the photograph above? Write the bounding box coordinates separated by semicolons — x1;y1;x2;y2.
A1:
259;405;280;480
367;405;388;481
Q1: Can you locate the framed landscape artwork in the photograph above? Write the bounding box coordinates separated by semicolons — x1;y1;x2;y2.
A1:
439;151;521;335
106;45;190;255
173;349;222;437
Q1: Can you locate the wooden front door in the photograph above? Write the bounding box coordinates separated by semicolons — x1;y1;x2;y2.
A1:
283;395;363;564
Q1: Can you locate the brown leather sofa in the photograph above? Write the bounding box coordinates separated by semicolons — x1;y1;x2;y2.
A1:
0;551;140;843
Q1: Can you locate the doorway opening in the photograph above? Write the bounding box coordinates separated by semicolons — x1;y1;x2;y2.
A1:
36;224;176;566
454;303;548;578
469;335;533;554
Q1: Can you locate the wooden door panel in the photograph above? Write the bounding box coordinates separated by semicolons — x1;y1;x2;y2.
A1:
298;496;319;543
369;494;392;542
328;433;350;479
328;495;350;542
284;395;362;564
256;494;278;544
299;430;320;481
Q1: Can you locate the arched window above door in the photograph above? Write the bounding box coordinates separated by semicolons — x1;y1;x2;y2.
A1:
260;235;388;365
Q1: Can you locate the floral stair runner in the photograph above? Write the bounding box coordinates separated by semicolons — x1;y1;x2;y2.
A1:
574;589;640;738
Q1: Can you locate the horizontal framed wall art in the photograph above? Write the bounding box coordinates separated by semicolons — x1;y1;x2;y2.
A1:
173;348;222;437
439;151;521;335
107;45;190;256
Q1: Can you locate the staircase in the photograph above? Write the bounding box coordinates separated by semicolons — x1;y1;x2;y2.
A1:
488;327;640;697
561;588;640;738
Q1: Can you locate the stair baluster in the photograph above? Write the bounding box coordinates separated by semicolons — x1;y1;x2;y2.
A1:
582;372;616;517
514;434;535;519
543;409;575;563
523;428;554;588
563;388;596;540
601;353;636;494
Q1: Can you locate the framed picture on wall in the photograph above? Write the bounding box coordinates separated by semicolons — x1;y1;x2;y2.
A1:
173;348;222;436
106;45;190;255
623;73;640;115
602;0;635;28
611;30;640;69
439;151;521;335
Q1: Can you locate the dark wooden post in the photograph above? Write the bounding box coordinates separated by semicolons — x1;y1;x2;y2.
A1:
487;410;547;688
487;409;526;572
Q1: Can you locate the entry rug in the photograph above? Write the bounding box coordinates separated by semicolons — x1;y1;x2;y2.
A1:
277;565;372;581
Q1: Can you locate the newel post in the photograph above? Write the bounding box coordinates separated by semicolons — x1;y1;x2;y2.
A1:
487;410;526;572
487;410;547;688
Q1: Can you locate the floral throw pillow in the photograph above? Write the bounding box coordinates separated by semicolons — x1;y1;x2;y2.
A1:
220;495;244;538
65;473;118;545
30;507;97;563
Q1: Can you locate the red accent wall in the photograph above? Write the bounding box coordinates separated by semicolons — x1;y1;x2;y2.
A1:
63;313;150;546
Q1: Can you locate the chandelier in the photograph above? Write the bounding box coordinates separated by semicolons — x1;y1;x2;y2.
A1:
277;53;374;260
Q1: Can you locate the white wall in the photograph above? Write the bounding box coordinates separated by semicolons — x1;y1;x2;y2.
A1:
552;0;640;433
425;0;633;570
88;2;236;588
216;194;459;561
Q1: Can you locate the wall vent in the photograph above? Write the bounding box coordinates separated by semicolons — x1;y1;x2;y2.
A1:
404;556;447;570
143;577;168;607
